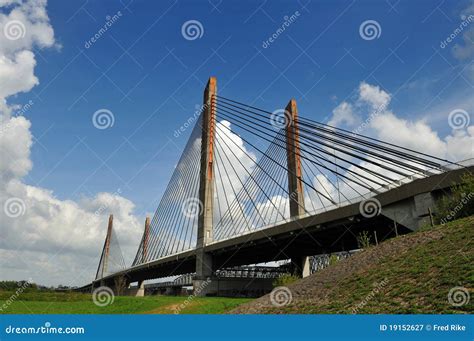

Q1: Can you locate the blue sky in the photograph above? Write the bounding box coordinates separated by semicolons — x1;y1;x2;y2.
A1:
1;0;473;286
13;0;471;218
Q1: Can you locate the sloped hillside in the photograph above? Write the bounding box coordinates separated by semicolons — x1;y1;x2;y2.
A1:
232;216;473;314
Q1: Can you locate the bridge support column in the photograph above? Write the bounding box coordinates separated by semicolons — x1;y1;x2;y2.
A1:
135;280;145;297
142;216;150;263
291;256;311;278
285;99;311;278
195;77;217;296
285;99;305;218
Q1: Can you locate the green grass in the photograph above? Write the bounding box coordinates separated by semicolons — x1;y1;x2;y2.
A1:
269;216;474;314
0;291;251;314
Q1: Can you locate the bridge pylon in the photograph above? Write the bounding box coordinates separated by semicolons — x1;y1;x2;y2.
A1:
285;99;306;218
195;77;217;295
95;214;114;281
284;99;311;278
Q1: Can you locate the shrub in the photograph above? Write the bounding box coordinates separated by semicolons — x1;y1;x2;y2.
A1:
329;254;339;266
435;172;474;225
356;231;371;249
273;274;300;287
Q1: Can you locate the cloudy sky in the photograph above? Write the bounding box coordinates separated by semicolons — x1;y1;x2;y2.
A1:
0;0;473;286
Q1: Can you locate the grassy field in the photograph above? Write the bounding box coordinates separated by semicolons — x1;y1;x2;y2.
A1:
2;216;472;314
0;290;251;314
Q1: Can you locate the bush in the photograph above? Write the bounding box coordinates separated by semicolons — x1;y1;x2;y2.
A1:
329;254;339;266
435;172;474;225
356;231;371;249
273;274;300;287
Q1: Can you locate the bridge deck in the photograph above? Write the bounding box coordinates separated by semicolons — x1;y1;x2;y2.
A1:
92;165;472;286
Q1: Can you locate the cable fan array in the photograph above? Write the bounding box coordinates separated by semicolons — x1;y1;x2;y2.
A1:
211;95;457;240
132;122;202;265
129;94;457;265
95;223;126;279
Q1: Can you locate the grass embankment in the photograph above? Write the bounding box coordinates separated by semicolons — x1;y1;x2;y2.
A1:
232;216;474;314
0;290;250;314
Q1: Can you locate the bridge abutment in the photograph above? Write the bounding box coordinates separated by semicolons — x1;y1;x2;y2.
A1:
382;191;436;230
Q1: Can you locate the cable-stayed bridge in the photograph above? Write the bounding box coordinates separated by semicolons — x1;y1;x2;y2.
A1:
81;77;472;297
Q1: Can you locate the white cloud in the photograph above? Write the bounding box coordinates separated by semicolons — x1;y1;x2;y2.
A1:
0;0;142;287
327;82;473;163
0;0;56;56
328;102;357;127
0;51;38;98
358;82;391;110
0;115;32;182
370;112;447;158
